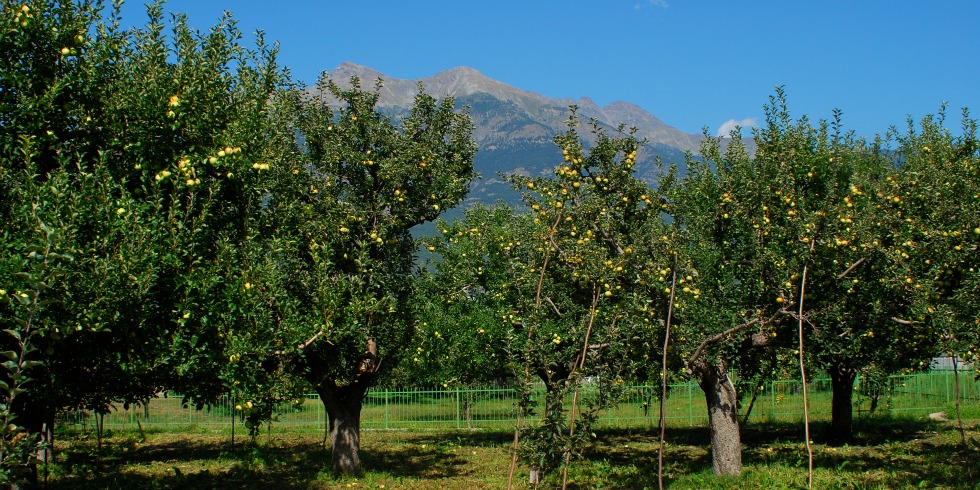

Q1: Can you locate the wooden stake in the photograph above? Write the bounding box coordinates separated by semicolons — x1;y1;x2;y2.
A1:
658;257;678;490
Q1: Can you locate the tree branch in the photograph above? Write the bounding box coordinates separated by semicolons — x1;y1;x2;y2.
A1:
545;296;563;317
835;257;865;281
684;309;788;371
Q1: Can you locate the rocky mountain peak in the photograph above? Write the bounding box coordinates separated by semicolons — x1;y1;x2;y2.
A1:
312;62;744;204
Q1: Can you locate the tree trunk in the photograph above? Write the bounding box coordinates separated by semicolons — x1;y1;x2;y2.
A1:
829;365;857;443
696;361;742;476
36;418;53;484
11;400;55;489
318;383;367;475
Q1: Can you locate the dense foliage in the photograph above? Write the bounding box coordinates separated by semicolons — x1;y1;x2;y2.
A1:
0;1;976;487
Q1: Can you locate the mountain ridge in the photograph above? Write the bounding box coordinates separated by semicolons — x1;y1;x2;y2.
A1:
316;62;742;207
324;62;704;152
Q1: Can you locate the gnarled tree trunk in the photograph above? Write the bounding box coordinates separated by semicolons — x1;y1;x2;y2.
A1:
318;382;368;475
829;364;857;443
304;337;380;475
696;360;742;476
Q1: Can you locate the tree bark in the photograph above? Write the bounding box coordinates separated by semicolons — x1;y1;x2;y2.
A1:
829;364;857;443
696;360;742;476
11;399;55;489
318;383;368;475
36;418;53;485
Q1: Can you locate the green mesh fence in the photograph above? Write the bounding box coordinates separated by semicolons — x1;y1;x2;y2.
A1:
59;371;979;431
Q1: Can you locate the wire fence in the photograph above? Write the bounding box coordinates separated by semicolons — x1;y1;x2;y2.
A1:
60;371;979;432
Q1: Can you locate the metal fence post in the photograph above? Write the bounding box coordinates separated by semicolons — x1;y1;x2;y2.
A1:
384;389;390;430
455;387;461;429
855;374;861;417
771;380;776;421
688;382;693;426
946;371;951;405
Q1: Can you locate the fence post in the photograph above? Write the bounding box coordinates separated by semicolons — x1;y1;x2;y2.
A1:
455;387;461;429
771;380;776;421
384;389;390;430
946;370;951;405
316;394;322;431
688;381;693;426
854;375;860;419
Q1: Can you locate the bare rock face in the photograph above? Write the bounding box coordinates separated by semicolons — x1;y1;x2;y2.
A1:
322;62;703;152
314;62;750;205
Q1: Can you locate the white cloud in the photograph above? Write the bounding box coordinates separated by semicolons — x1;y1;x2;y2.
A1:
716;117;757;137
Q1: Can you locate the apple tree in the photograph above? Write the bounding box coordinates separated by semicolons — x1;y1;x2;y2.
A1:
657;89;933;470
659;125;795;476
226;77;477;474
403;205;524;390
883;107;980;434
0;1;287;481
723;94;928;443
432;111;666;484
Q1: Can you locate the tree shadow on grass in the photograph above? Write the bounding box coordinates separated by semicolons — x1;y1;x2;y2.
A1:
743;433;979;488
50;431;477;489
359;429;515;479
360;444;470;479
395;428;515;448
579;419;977;489
47;419;976;489
51;437;328;489
580;427;713;488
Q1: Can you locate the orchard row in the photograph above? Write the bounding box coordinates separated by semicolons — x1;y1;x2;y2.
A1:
1;1;977;486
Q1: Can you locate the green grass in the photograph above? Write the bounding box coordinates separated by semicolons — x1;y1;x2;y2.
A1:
67;371;980;432
45;416;980;489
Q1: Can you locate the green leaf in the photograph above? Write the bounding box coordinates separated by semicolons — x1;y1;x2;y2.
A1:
21;360;43;370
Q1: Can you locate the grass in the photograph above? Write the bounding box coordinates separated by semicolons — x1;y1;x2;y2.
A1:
45;416;980;489
73;372;979;433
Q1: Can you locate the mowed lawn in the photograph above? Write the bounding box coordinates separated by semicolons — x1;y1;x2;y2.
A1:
46;416;979;489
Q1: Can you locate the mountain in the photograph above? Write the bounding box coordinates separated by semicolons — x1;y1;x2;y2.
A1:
318;62;716;207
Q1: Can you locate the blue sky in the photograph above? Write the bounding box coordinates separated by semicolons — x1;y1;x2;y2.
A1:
118;1;979;138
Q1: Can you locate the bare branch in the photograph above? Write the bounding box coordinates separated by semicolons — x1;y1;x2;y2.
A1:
545;296;563;317
835;257;866;281
589;222;625;256
684;309;789;371
535;210;564;309
298;330;326;351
